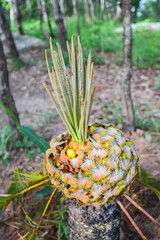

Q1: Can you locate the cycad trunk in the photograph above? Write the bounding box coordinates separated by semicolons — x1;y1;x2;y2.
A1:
67;200;121;240
121;0;135;132
0;2;20;60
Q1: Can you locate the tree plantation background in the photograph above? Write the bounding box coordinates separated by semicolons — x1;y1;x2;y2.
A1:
0;0;160;239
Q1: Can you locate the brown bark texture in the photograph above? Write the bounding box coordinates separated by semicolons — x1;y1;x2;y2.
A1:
72;0;80;36
52;0;67;51
0;38;21;141
66;199;121;240
13;0;24;35
122;0;135;132
0;2;20;60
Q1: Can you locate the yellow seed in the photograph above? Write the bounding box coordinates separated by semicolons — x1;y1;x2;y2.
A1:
66;149;76;158
57;162;61;167
90;126;95;133
70;188;77;193
104;142;109;149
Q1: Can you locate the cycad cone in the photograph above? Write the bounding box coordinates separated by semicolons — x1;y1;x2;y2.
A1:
45;123;138;206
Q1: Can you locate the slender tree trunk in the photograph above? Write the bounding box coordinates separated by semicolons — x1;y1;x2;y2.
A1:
88;0;95;23
84;0;91;24
0;2;20;60
63;0;69;30
41;0;48;23
113;2;121;25
121;0;135;132
26;0;31;11
13;0;24;35
100;0;106;20
0;38;21;142
37;0;50;41
10;0;15;23
40;0;54;38
67;200;121;240
52;0;67;51
72;0;80;36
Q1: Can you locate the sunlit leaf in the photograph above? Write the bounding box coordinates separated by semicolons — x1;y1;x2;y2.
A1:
18;126;49;152
140;168;160;199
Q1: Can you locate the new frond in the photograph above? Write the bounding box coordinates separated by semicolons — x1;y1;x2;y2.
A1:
43;35;95;143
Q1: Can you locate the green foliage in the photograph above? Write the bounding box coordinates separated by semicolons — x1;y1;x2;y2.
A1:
140;168;160;199
0;100;20;127
0;169;49;210
16;135;33;148
153;77;160;91
133;30;160;68
0;126;12;165
43;200;69;240
11;18;56;41
134;104;160;133
18;126;49;152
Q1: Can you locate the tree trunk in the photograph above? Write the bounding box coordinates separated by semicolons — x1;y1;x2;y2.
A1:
43;0;55;38
121;0;135;132
113;2;121;25
41;0;48;23
37;0;51;41
63;0;69;30
0;2;20;60
0;38;21;142
88;0;95;23
72;0;80;36
52;0;67;51
13;0;24;35
67;199;121;240
10;0;15;23
83;0;91;24
100;0;106;20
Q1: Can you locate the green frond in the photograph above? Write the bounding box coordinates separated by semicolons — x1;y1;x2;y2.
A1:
44;35;95;143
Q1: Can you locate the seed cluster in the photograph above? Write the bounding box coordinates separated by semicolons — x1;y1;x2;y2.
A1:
45;123;139;206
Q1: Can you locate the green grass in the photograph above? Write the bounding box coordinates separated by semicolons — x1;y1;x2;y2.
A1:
11;17;160;68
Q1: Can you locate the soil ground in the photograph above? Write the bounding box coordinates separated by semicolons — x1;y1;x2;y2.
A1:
0;47;160;239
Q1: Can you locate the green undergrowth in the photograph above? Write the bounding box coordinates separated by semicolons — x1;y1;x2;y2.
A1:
103;102;160;134
11;17;160;68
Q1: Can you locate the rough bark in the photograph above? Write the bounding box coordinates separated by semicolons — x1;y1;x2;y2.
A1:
52;0;67;51
67;199;121;240
122;0;135;132
84;0;91;24
72;0;80;36
88;0;95;23
0;38;21;142
0;2;20;60
13;0;24;35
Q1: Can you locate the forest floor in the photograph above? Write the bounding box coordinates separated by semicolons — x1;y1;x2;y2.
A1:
0;47;160;240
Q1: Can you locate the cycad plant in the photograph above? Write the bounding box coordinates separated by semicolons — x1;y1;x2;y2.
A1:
0;36;159;240
43;36;139;239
